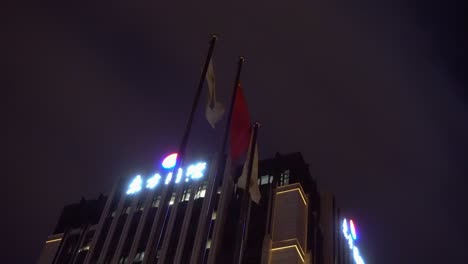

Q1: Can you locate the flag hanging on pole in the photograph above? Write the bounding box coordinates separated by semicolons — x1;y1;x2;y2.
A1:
232;123;260;264
237;130;261;204
229;84;251;161
205;59;225;128
195;58;245;263
148;35;219;263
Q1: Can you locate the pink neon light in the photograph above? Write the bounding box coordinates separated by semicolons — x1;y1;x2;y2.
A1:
162;153;178;169
350;220;357;240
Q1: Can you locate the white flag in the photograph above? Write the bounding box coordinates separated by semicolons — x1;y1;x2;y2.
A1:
205;59;225;128
237;134;261;204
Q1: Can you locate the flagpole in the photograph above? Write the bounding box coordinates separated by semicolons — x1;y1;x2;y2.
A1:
150;35;218;261
260;156;278;263
233;122;260;264
198;57;244;263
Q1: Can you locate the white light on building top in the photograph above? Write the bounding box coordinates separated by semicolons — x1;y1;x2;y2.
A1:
186;162;207;180
146;173;161;189
126;153;207;195
126;175;143;195
175;168;183;184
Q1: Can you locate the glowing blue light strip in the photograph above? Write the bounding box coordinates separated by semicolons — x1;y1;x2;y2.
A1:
126;162;207;195
342;218;365;264
126;175;143;195
146;173;161;189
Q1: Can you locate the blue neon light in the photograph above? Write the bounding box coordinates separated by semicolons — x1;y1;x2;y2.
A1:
165;172;172;185
127;175;143;195
126;161;207;195
146;173;161;189
175;168;184;184
342;218;365;264
186;162;207;180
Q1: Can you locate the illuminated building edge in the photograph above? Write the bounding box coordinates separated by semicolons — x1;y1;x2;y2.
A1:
271;244;305;263
271;238;307;263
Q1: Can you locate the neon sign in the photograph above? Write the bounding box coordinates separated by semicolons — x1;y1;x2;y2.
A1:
126;153;207;195
342;219;365;264
162;153;177;169
127;175;143;195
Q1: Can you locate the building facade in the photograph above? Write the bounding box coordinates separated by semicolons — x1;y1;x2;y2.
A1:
37;195;107;264
38;152;364;264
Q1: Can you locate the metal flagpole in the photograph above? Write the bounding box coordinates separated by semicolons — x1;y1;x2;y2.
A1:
260;155;278;264
197;57;244;264
148;35;218;262
233;122;260;264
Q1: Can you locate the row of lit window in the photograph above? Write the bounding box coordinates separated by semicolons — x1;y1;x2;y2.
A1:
257;170;290;186
113;171;291;218
110;184;209;217
118;251;144;264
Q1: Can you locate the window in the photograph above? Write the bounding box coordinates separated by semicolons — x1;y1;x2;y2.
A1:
137;199;144;211
180;187;191;202
259;175;274;185
211;211;217;220
118;256;128;264
284;170;290;185
279;170;290;186
206;239;211;249
260;175;269;185
151;195;161;208
134;252;145;262
194;183;207;199
122;206;131;215
169;192;176;205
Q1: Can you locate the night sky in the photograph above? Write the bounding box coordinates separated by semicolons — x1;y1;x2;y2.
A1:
4;0;467;263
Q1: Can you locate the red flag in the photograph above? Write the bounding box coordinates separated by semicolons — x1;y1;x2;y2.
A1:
230;84;251;161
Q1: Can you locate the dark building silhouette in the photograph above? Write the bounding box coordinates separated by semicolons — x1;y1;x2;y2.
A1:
38;152;362;264
37;195;107;264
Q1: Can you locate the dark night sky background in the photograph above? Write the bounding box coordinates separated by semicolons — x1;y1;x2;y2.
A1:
4;0;467;263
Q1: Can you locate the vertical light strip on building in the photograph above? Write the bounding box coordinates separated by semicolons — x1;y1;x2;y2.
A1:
96;191;128;263
84;179;120;264
125;189;156;263
173;180;201;263
110;193;140;263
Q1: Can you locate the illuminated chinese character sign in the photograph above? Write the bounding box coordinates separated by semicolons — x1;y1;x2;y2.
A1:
162;153;177;169
342;218;365;264
126;153;207;195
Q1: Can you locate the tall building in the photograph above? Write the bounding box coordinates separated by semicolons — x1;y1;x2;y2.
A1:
38;152;365;264
318;195;365;264
37;195;107;264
